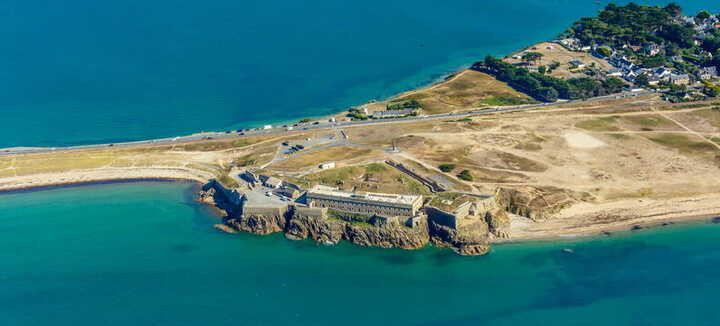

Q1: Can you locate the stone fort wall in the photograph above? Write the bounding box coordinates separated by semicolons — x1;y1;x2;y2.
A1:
307;195;416;218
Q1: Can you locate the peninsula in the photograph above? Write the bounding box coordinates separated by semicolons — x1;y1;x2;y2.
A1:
2;3;720;255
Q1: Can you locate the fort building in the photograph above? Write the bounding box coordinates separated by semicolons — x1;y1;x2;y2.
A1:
426;193;498;229
305;185;423;218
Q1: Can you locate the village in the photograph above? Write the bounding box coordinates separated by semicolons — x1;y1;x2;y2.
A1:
507;6;720;103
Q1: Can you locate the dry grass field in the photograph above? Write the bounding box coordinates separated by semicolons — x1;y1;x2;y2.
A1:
358;70;534;116
504;42;614;79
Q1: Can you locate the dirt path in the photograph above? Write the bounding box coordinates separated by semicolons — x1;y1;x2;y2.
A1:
651;105;720;150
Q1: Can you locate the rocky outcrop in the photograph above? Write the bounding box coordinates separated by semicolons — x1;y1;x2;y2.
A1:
285;214;345;244
429;219;490;255
495;186;577;221
200;181;496;255
485;208;511;239
288;213;431;249
226;213;287;235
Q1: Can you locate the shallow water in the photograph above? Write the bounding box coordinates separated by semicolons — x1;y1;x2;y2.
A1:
2;0;717;147
2;182;720;325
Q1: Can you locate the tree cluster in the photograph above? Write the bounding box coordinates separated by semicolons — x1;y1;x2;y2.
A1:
475;57;626;102
387;100;422;110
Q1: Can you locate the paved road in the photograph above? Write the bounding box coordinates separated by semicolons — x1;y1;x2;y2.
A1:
0;90;656;156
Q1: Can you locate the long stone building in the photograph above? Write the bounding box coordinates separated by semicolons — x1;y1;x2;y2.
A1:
305;185;423;217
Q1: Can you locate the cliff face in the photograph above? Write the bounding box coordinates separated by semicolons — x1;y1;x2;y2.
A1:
485;208;511;239
202;181;502;256
227;213;287;235
429;220;490;255
286;214;430;249
495;186;578;221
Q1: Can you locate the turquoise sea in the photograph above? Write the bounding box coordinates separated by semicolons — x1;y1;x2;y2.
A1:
2;182;720;325
1;0;718;148
4;1;720;325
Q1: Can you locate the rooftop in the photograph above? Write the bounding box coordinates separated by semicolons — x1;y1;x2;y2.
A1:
307;185;421;206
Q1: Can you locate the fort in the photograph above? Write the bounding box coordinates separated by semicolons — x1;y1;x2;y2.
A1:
305;185;424;218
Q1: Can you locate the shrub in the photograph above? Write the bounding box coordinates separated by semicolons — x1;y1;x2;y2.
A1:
457;170;474;181
439;163;456;172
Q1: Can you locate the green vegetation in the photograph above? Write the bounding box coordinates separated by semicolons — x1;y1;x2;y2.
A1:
521;52;543;64
387;100;422;110
647;134;716;154
298;118;312;123
476;57;626;102
480;94;536;106
328;209;375;227
711;137;720;143
564;3;720;71
576;116;620;132
216;173;239;188
596;46;613;57
457;170;474;181
439;163;456;173
348;110;368;120
566;3;681;48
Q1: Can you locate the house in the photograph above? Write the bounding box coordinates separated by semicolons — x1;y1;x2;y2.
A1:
527;66;539;73
653;67;672;79
606;68;623;77
643;44;662;56
372;108;417;119
569;59;586;69
697;66;718;80
669;73;691;85
648;75;662;86
319;162;336;170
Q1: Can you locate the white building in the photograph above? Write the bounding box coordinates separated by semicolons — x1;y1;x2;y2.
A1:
319;162;336;170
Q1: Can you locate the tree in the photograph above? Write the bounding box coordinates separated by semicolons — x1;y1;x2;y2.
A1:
597;46;613;57
635;73;650;86
641;55;667;68
538;66;547;74
457;170;473;181
658;24;696;48
696;10;711;21
664;3;682;17
522;52;543;64
603;77;627;93
701;37;720;54
438;164;456;173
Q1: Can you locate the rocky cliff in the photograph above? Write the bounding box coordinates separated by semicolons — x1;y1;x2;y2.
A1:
201;181;514;256
495;186;579;221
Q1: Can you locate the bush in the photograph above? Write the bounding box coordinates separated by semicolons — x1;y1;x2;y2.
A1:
457;170;473;181
387;100;422;110
439;163;456;172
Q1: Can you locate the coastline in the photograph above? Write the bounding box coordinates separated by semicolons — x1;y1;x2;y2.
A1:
0;177;199;195
2;164;718;247
494;212;720;245
0;166;214;193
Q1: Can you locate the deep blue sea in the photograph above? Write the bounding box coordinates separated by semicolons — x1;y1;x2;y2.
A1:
2;182;720;325
2;0;717;147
